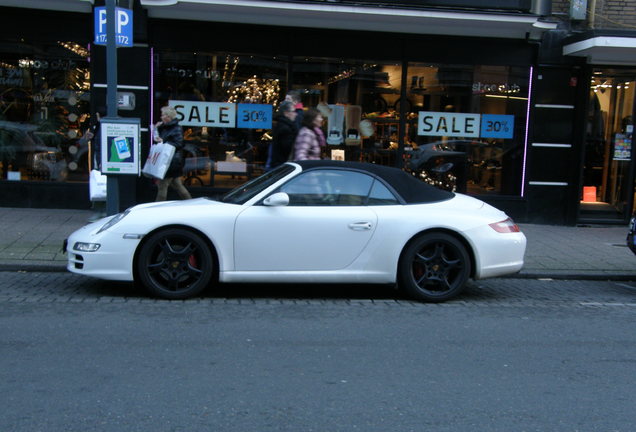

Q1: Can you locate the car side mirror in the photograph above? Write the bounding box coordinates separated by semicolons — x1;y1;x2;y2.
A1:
263;192;289;207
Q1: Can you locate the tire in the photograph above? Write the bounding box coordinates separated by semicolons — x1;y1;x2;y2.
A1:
398;232;471;302
137;228;213;299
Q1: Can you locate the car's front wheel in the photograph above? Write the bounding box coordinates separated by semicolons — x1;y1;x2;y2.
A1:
137;228;213;299
398;232;471;302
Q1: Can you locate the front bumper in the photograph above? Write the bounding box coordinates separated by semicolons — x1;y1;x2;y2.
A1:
66;222;140;281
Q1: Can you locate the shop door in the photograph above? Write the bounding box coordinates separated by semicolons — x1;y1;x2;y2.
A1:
580;70;635;223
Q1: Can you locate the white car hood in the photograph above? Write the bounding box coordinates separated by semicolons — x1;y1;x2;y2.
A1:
131;197;221;211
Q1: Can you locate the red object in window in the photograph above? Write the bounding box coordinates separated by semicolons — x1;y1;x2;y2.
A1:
583;186;596;202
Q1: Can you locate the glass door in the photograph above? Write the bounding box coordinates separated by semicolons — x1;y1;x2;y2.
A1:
580;69;635;223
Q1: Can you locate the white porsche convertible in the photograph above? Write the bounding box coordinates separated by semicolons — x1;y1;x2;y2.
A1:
66;160;526;302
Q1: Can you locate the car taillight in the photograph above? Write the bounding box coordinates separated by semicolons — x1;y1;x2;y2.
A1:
489;218;520;233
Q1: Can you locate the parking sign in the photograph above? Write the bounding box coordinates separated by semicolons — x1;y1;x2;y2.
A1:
94;7;133;47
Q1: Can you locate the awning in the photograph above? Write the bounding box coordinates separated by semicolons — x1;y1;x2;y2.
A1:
138;0;555;39
563;32;636;65
0;0;93;12
0;0;557;40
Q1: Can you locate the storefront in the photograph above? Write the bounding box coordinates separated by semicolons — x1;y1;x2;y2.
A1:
2;0;576;224
0;7;93;206
563;31;636;224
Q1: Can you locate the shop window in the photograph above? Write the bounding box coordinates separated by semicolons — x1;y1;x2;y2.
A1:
0;40;91;182
581;70;635;221
154;51;287;189
153;51;529;197
405;63;529;196
290;57;403;168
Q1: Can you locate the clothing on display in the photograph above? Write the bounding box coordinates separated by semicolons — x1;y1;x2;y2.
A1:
345;105;362;146
326;104;345;145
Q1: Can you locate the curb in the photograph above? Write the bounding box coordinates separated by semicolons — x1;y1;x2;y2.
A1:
2;262;636;282
512;272;636;281
0;263;67;273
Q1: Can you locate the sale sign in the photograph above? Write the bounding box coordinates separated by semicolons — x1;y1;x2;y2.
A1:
418;112;515;139
170;100;236;128
237;104;273;129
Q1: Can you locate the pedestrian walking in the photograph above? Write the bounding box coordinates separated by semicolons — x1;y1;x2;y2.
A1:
266;100;298;170
293;108;325;161
153;105;192;201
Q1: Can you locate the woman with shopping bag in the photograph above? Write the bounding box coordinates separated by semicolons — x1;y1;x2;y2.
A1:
153;105;192;201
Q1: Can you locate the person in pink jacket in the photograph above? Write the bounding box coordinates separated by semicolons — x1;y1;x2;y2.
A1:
293;108;325;160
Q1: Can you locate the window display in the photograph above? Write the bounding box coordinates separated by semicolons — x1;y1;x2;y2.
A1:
154;51;287;188
290;57;403;168
405;63;530;195
153;50;529;197
582;69;635;221
0;40;91;182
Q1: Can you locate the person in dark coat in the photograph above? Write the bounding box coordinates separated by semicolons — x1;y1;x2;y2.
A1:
268;100;298;169
154;105;192;201
285;90;304;130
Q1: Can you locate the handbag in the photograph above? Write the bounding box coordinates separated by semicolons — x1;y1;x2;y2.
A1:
142;142;176;179
89;169;107;201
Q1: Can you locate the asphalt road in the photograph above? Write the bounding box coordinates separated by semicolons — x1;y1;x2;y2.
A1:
2;273;636;432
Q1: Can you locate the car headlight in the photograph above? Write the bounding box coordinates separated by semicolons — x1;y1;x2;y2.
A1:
73;242;101;252
96;209;130;234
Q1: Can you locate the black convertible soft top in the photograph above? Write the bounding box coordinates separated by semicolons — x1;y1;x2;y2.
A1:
294;160;454;204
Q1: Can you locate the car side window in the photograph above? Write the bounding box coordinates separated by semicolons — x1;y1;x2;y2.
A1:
367;180;400;205
278;170;374;206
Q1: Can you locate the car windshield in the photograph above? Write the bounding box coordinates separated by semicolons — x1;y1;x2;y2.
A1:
221;164;296;204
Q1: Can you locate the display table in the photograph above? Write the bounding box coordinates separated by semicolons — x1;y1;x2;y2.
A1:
215;161;247;173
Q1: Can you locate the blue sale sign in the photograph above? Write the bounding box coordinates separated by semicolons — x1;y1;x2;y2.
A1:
481;114;514;139
237;104;273;129
94;7;133;47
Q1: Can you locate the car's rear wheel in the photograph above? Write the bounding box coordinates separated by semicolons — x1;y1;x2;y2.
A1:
398;232;471;302
137;228;213;299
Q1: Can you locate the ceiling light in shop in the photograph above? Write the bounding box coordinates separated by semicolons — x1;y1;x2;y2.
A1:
484;95;528;101
58;41;89;58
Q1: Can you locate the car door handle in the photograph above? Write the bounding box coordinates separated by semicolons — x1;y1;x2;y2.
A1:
348;222;372;231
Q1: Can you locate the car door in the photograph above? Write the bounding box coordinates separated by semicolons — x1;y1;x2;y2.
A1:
234;169;378;271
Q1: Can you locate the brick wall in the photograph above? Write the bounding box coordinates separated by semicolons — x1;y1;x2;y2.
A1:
551;0;636;30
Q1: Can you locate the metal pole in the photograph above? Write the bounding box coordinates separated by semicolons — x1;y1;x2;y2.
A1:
105;0;120;215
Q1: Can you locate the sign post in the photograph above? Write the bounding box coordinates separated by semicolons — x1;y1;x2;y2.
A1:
97;0;133;215
105;0;118;215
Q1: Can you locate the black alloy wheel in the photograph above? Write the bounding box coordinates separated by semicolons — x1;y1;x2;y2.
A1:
137;228;213;299
398;232;471;302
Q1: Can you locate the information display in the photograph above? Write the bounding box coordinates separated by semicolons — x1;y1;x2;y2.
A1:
100;117;141;175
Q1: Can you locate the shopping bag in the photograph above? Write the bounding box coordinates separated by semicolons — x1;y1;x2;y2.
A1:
89;169;107;201
142;142;176;179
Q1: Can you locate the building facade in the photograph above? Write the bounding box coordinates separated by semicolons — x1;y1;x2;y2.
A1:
0;0;634;225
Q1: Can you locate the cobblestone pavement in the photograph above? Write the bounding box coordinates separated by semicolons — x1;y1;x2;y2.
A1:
2;271;636;309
